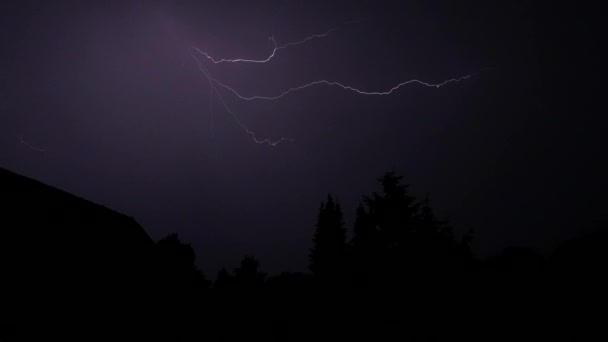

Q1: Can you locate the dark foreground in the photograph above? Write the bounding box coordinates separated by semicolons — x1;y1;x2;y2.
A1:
0;167;604;339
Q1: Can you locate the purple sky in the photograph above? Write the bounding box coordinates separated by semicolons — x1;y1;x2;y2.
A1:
1;0;606;275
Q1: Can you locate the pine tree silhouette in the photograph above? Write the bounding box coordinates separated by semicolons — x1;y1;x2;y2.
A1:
350;204;380;287
349;172;473;286
310;195;346;285
363;172;418;253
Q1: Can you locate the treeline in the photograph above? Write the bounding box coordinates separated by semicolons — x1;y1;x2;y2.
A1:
2;169;606;340
159;172;608;291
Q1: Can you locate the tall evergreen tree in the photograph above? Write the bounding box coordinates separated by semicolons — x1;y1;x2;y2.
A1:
416;196;474;274
351;172;474;283
363;172;418;252
350;204;380;286
309;195;346;282
352;204;377;251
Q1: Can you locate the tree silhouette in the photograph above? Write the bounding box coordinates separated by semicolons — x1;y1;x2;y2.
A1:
352;204;378;252
551;231;608;281
233;255;266;289
6;164;608;338
214;268;235;289
214;256;266;289
155;233;210;292
310;195;346;284
352;172;419;283
350;204;380;286
363;172;418;252
349;172;473;285
266;272;313;290
411;197;470;275
487;247;546;279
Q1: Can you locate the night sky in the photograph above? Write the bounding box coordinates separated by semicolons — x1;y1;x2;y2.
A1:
1;0;605;274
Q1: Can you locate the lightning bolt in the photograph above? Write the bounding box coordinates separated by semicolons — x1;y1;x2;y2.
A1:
206;72;472;102
190;19;473;147
17;135;47;152
194;26;340;64
192;53;293;146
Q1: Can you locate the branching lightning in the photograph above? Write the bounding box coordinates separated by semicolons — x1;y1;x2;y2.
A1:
194;26;339;64
17;135;47;152
191;20;473;147
205;71;471;102
192;53;293;146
